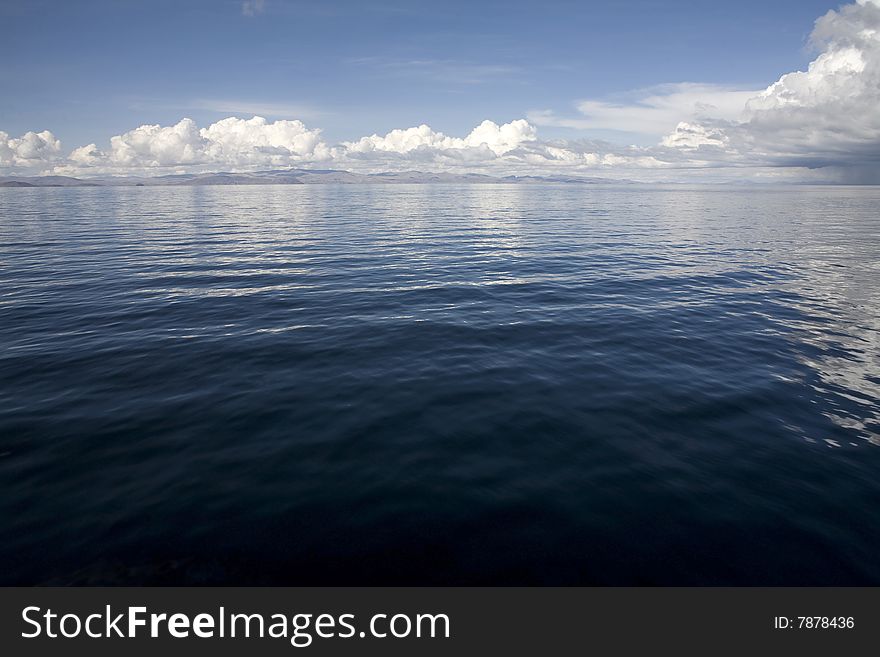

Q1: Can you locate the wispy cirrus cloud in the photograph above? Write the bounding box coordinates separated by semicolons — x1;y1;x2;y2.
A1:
529;83;760;139
346;57;523;85
121;95;325;121
186;99;324;120
241;0;265;17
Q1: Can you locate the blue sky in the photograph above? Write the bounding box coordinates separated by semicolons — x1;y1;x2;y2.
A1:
1;0;837;146
2;0;878;182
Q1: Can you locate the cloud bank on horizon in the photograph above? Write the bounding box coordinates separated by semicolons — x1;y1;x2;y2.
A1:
2;0;879;183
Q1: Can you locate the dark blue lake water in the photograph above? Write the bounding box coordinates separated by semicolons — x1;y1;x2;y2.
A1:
1;184;879;584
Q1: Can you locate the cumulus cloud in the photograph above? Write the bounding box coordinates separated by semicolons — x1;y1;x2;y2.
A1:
0;116;739;180
659;0;880;180
201;116;329;165
51;116;615;177
331;118;672;175
54;116;331;174
342;119;537;156
107;118;206;167
743;0;880;160
68;143;104;166
0;130;62;169
3;1;879;182
660;122;730;150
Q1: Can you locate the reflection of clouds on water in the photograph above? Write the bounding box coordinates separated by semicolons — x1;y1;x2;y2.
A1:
17;183;878;448
780;197;880;446
602;185;880;446
4;183;880;587
748;189;880;446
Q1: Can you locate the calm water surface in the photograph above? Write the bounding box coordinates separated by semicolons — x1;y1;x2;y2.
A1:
1;184;879;584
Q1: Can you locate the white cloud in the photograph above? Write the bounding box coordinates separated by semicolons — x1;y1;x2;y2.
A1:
200;116;330;165
660;122;730;150
0;130;62;169
3;1;879;183
107;118;206;167
531;0;880;180
55;116;330;174
334;121;667;176
530;83;759;138
660;0;880;179
69;143;103;166
342;119;537;156
343;124;463;154
466;119;537;154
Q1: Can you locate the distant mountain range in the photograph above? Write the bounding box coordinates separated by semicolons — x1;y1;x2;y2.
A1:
0;168;632;187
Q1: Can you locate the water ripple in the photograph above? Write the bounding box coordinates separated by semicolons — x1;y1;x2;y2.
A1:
1;183;879;584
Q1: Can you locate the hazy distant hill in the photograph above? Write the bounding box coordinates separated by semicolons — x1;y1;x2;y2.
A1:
0;168;631;187
0;175;101;187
